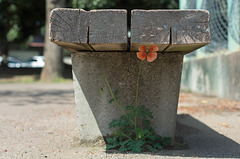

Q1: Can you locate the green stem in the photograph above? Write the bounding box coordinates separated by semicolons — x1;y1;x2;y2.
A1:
134;60;144;140
141;132;153;140
98;76;102;92
135;60;143;107
102;75;135;126
121;132;133;141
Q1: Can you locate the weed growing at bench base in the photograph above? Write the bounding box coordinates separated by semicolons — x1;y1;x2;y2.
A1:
99;46;171;153
105;104;172;153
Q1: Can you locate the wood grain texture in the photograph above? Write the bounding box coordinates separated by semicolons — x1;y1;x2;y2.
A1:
49;9;128;52
167;10;210;53
50;9;210;53
131;10;210;53
131;10;170;52
89;10;128;51
49;8;91;51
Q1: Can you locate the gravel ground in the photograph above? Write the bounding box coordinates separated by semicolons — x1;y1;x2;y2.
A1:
0;83;239;159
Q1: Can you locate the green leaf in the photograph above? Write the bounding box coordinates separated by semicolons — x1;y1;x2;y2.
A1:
114;131;120;136
156;136;163;141
126;111;133;119
162;137;172;146
100;88;103;93
106;137;119;150
118;116;130;128
126;105;134;111
152;142;163;150
119;139;130;152
119;146;128;152
119;139;130;147
106;137;117;144
146;146;158;153
106;143;118;150
105;145;110;150
114;89;118;96
139;105;153;119
127;140;145;153
109;119;118;128
109;98;114;104
148;135;155;141
143;119;151;129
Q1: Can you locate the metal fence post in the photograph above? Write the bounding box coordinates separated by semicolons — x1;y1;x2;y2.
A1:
228;0;240;52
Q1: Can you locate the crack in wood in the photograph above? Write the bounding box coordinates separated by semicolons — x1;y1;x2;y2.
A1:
54;11;74;30
87;26;95;51
162;27;172;53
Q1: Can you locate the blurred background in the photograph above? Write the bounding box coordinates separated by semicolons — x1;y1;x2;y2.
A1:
0;0;239;100
180;0;240;101
0;0;178;82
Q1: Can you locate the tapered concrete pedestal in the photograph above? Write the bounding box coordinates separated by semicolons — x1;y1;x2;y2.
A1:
71;52;183;142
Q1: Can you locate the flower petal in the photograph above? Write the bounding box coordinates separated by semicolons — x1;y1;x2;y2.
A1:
147;52;157;62
137;52;147;60
149;46;159;52
138;46;147;52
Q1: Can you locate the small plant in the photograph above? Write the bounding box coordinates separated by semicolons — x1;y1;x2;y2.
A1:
99;46;171;153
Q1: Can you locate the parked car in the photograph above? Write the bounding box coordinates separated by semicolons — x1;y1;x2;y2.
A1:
0;56;23;68
0;56;45;68
7;57;24;68
0;56;2;65
22;56;45;68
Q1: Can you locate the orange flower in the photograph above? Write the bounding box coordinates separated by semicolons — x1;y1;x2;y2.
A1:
137;46;159;62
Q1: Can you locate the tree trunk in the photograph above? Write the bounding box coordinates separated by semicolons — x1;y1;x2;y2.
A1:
40;0;65;81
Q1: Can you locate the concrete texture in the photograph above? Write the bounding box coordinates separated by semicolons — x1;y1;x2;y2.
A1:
71;52;184;142
181;50;240;101
0;83;239;158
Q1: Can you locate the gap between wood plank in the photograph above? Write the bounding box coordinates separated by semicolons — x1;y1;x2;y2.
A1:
87;26;95;51
162;27;172;53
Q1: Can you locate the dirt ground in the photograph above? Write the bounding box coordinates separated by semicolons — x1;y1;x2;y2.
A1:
0;83;239;159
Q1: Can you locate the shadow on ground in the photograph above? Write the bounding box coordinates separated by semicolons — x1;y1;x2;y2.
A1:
106;114;240;158
0;88;74;106
171;114;240;158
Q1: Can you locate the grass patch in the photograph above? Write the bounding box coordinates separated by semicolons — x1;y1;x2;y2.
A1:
0;75;38;83
42;76;73;83
0;75;72;84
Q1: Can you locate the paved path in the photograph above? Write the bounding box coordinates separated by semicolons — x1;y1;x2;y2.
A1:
0;83;239;159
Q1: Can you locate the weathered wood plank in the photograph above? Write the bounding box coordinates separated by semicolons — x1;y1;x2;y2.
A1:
131;10;210;53
89;9;128;51
166;10;210;53
49;8;92;52
131;10;170;52
50;9;128;52
50;9;210;53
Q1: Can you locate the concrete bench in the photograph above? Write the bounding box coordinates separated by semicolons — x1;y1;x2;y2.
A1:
49;9;210;143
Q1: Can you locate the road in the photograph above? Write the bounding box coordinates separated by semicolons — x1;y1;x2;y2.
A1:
0;83;239;159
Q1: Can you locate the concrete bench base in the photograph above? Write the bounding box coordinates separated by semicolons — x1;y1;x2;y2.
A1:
71;52;183;143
